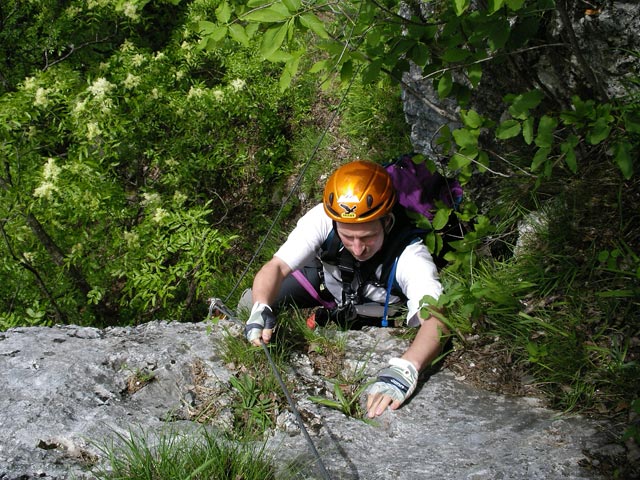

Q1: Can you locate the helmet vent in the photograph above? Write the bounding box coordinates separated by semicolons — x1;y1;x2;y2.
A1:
328;192;334;206
366;194;373;208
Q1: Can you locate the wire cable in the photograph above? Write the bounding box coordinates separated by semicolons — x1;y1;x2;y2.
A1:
223;71;361;307
208;299;332;480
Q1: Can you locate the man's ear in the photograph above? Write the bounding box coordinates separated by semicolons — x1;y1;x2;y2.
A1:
384;214;395;233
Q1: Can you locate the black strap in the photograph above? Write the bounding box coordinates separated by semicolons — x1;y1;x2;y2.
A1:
320;210;425;302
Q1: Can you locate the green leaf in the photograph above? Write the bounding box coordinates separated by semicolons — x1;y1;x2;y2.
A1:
522;116;534;144
534;115;557;148
453;0;471;16
282;0;301;13
433;207;452;230
341;60;354;83
361;60;382;84
309;59;327;73
279;53;301;92
531;147;550;172
613;141;634;179
506;0;526;9
449;153;472;170
260;23;288;60
441;47;470;63
246;22;260;37
477;150;489;173
228;24;249;47
508;89;544;120
216;2;232;23
496;119;521;139
460;109;483;129
299;12;329;39
488;0;505;14
243;3;290;22
425;231;436;252
459;145;479;159
409;43;429;67
624;110;640;133
486;18;510;51
438;72;453;98
266;50;293;62
452;127;478;149
586;116;611;145
199;23;228;45
197;20;218;35
466;63;482;88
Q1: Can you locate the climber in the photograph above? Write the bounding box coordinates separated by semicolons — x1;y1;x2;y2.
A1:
241;160;449;418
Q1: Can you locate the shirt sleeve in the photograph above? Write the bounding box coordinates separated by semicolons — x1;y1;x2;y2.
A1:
273;203;333;271
394;242;443;320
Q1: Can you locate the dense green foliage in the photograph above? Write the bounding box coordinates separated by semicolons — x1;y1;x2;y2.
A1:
1;0;315;327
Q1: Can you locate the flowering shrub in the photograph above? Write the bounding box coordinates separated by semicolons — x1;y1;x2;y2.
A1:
0;0;307;326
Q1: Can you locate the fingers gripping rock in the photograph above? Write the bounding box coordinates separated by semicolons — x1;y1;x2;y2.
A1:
245;302;276;343
367;357;419;404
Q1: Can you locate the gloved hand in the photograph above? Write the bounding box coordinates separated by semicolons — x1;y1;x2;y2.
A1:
366;358;418;416
245;302;276;345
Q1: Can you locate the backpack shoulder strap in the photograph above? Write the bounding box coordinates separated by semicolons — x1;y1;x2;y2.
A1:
319;225;359;304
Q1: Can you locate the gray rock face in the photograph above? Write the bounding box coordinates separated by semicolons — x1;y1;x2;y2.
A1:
0;321;618;479
402;1;640;162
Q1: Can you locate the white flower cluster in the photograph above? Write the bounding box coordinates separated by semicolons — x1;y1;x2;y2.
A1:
188;86;205;98
86;122;102;140
34;88;50;107
173;191;187;206
123;73;141;89
142;192;161;206
33;158;61;200
230;78;246;92
122;1;139;20
22;77;38;91
123;230;140;248
153;208;169;223
131;53;146;67
88;78;115;99
43;158;61;181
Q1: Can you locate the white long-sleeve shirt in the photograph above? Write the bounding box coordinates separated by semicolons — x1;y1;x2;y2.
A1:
274;204;443;324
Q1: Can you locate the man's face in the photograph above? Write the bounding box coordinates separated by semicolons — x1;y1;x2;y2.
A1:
336;219;386;262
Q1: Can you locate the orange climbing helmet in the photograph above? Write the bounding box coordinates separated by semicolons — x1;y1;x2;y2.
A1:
323;160;396;223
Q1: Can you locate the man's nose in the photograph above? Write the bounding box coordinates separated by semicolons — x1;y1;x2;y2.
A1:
351;239;366;256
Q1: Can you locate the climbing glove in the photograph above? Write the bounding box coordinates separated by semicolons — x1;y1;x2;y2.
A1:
367;357;419;404
245;302;276;344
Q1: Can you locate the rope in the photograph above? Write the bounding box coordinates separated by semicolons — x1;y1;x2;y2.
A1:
208;299;332;480
215;69;362;480
223;71;361;307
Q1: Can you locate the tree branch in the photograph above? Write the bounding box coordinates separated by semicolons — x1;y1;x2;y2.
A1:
556;0;609;102
43;32;116;71
0;219;64;323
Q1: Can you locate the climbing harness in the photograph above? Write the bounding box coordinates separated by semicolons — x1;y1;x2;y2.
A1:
207;298;332;480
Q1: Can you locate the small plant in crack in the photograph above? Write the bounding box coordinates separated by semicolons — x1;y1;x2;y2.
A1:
308;357;374;419
121;364;156;395
229;373;280;438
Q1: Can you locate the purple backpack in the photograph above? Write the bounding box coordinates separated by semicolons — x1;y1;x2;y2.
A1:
385;153;463;221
